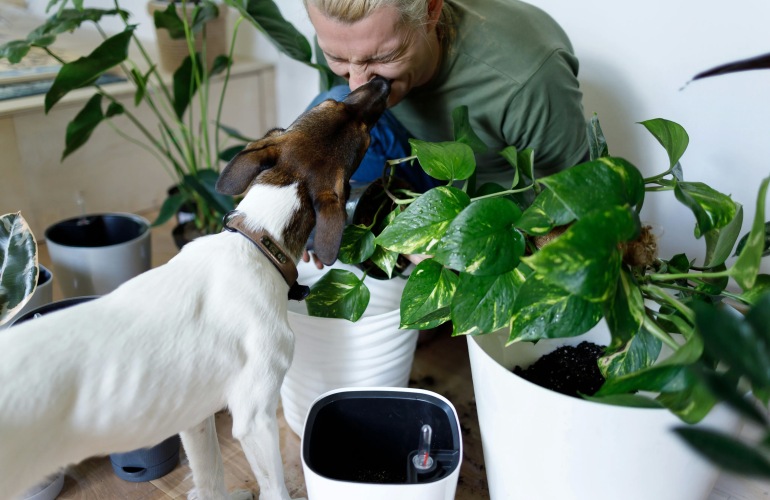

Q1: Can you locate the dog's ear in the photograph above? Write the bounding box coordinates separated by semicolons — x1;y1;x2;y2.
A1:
312;192;347;265
216;136;283;195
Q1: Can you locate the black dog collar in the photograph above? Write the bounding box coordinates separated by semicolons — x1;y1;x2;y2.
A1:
222;210;310;301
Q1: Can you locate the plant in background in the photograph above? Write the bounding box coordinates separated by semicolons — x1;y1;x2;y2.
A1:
0;0;333;235
308;107;770;470
0;213;38;326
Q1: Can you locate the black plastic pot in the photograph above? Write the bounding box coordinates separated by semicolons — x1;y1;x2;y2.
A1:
45;214;148;248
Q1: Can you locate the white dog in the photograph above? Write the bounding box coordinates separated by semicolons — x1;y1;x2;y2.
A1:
0;76;391;500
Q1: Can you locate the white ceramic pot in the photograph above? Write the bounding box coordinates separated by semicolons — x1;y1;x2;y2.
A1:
301;388;462;500
282;261;418;436
45;213;151;298
467;321;744;500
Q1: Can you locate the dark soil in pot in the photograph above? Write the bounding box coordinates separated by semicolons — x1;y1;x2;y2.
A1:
513;341;606;398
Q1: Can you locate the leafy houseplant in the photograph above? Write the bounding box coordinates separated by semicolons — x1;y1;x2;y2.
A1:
306;109;770;472
0;0;333;236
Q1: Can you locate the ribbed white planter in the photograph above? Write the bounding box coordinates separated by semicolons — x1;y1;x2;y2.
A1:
282;261;418;436
467;321;744;500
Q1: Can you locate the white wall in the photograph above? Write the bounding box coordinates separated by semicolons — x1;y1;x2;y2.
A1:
529;1;770;274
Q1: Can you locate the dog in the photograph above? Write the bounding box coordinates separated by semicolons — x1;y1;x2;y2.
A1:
0;76;391;500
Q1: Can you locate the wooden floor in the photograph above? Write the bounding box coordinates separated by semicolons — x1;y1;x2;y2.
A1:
33;210;770;500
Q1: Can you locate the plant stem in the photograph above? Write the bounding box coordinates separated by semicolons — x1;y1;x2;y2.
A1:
642;315;681;350
640;284;695;324
214;16;243;162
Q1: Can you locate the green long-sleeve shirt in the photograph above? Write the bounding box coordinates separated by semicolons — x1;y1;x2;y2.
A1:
391;0;588;186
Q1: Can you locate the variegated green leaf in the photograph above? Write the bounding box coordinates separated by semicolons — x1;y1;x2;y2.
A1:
400;259;458;329
451;105;487;153
305;269;370;322
451;269;524;336
674;181;737;238
731;176;769;290
508;275;602;343
523;206;639;302
0;213;38;326
434;197;524;276
375;186;470;254
338;225;375;265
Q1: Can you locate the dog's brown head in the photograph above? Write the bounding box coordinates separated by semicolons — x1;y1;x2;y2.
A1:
216;76;391;265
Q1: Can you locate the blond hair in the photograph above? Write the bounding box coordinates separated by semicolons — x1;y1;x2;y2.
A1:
304;0;452;33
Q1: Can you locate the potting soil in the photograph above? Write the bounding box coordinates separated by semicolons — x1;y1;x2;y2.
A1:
513;341;605;398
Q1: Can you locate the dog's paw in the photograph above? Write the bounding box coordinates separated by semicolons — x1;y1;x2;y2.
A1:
229;490;254;500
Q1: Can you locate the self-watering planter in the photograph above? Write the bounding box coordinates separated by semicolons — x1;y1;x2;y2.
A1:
45;213;151;298
301;388;462;500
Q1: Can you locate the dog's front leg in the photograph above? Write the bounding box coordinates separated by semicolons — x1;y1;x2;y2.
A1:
181;415;253;500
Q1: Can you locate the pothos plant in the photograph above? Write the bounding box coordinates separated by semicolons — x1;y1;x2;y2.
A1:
306;109;770;427
0;0;334;235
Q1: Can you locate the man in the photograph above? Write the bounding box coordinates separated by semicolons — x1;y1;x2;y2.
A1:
303;0;588;189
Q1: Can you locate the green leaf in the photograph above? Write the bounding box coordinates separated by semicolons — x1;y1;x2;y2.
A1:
369;209;400;277
153;193;187;227
731;177;770;290
0;212;38;326
704;203;743;267
509;275;602;343
698;369;767;426
0;40;33;63
191;1;220;33
523;207;639;302
227;0;313;63
694;300;770;389
674;427;770;478
538;157;645;218
306;269;370;321
218;124;256;143
516;188;573;235
498;146;521;189
451;105;487;153
656;375;716;424
45;26;134;112
674;181;737;238
734;221;770;258
62;93;104;160
434;197;525;276
409;139;476;181
400;259;458;329
153;2;186;38
602;268;647;352
587;114;609;160
583;393;664;408
173;54;203;119
739;275;770;305
375;186;470;254
338;225;375;265
451;270;523;336
183;169;234;216
640;118;689;169
599;327;662;379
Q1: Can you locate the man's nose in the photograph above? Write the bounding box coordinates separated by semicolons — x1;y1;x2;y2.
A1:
348;63;372;91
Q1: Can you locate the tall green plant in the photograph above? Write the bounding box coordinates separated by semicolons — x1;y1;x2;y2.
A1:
0;0;332;234
307;110;770;427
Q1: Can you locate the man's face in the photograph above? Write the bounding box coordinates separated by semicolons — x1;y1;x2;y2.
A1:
308;3;441;108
